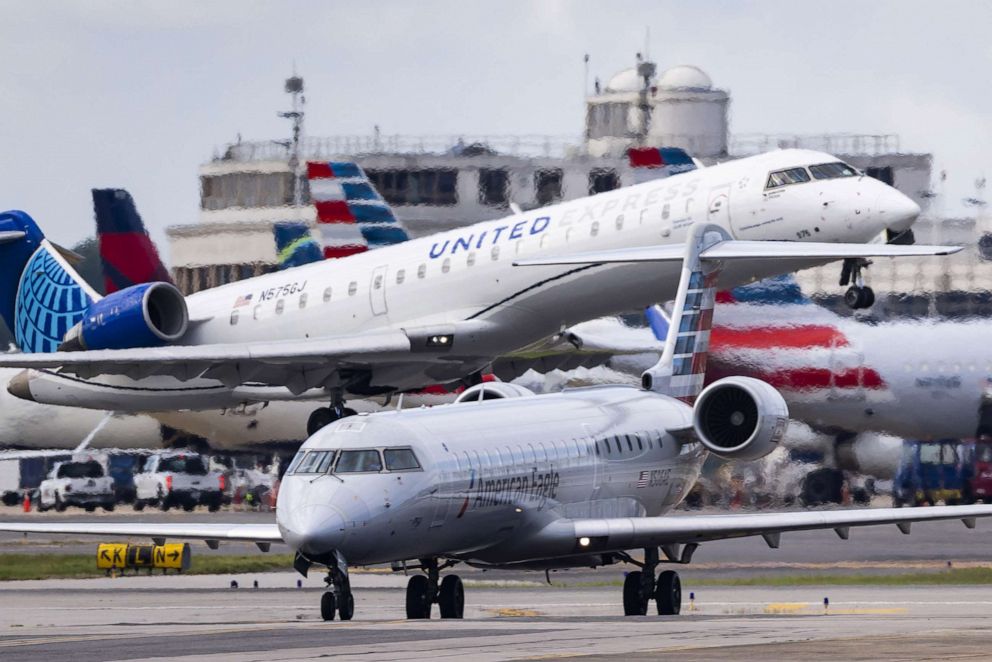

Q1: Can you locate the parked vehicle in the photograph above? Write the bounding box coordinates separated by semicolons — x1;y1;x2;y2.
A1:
893;440;967;506
133;452;225;512
37;460;115;512
0;454;71;506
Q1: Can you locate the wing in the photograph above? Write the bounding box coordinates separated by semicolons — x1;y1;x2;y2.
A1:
0;328;412;393
567;505;992;554
514;241;961;266
491;318;663;381
0;521;282;547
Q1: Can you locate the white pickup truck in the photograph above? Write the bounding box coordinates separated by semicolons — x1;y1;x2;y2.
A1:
38;460;116;512
133;452;225;512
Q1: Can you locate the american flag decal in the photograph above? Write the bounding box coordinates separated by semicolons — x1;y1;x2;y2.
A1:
636;471;650;488
234;293;253;308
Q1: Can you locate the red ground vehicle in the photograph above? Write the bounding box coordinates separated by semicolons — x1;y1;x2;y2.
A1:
966;438;992;504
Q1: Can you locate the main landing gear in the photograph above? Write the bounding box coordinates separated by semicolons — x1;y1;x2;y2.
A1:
620;546;695;616
307;399;357;436
320;553;355;621
405;558;464;619
839;258;875;310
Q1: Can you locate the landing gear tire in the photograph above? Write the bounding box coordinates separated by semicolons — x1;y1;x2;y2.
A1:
844;285;875;310
307;406;359;436
320;591;337;621
406;574;432;619
338;591;355;621
55;495;67;512
439;575;465;619
307;408;337;436
801;468;844;506
183;502;196;512
623;571;648;616
655;570;682;615
133;500;145;512
103;503;115;512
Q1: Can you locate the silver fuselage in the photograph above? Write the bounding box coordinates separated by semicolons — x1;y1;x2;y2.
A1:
276;386;706;567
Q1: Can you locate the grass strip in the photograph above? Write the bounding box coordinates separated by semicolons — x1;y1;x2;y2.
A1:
0;553;294;581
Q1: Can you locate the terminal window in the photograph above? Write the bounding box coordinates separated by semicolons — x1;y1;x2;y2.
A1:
478;168;510;207
366;168;458;206
589;168;620;195
200;172;295;210
535;168;563;206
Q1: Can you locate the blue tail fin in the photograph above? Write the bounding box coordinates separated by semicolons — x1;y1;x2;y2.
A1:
644;304;670;342
717;274;814;306
274;221;323;269
0;211;97;353
93;189;174;294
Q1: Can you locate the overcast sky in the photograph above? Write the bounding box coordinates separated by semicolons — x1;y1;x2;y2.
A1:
1;1;989;263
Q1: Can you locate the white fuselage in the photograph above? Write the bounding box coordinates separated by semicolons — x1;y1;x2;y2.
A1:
276;386;706;567
14;148;920;414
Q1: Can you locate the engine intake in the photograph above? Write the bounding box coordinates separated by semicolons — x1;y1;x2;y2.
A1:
61;282;188;351
454;382;535;403
692;377;789;461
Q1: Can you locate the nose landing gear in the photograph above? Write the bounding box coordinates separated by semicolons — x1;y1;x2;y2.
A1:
840;258;875;310
320;552;354;621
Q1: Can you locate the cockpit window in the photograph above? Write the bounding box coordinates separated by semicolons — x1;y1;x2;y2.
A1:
383;448;421;471
294;450;334;474
809;162;859;180
765;167;811;189
335;450;383;473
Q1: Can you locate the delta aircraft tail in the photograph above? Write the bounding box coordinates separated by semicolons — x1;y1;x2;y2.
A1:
93;189;173;295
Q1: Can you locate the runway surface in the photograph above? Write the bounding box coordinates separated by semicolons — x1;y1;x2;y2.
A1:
3;506;992;579
1;573;991;661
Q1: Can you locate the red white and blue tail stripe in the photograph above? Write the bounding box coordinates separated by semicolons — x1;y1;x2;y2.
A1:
307;162;409;259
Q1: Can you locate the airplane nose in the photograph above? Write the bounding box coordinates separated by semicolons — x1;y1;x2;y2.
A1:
278;503;345;555
7;370;35;401
877;190;921;232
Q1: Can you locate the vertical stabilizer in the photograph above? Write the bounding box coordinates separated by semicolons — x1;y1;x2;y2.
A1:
0;210;98;353
93;189;173;294
641;223;729;402
307;161;409;259
274;221;323;269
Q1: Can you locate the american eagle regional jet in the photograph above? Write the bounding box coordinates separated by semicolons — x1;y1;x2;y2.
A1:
0;149;946;437
2;223;988;622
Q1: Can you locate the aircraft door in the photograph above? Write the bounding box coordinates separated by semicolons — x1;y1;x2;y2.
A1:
370;265;388;316
707;185;731;230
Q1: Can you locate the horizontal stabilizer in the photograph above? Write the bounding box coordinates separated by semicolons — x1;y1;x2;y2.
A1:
514;240;961;267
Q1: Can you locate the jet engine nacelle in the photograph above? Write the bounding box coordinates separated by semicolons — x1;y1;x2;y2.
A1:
692;377;789;461
60;282;188;351
454;382;535;403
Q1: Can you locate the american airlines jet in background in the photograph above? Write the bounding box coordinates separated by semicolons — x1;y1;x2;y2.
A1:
0;149;942;437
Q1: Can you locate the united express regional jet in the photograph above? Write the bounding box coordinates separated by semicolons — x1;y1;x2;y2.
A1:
2;223;989;622
0;149;947;436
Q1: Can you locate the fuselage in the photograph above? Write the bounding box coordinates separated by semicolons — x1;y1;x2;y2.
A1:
12;149;921;413
276;386;706;566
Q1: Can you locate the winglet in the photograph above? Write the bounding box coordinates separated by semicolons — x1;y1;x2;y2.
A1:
641;223;729;403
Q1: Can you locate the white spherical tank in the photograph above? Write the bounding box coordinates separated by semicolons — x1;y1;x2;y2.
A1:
648;65;729;159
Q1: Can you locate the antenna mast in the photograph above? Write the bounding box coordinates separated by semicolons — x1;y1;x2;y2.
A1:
279;72;306;211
